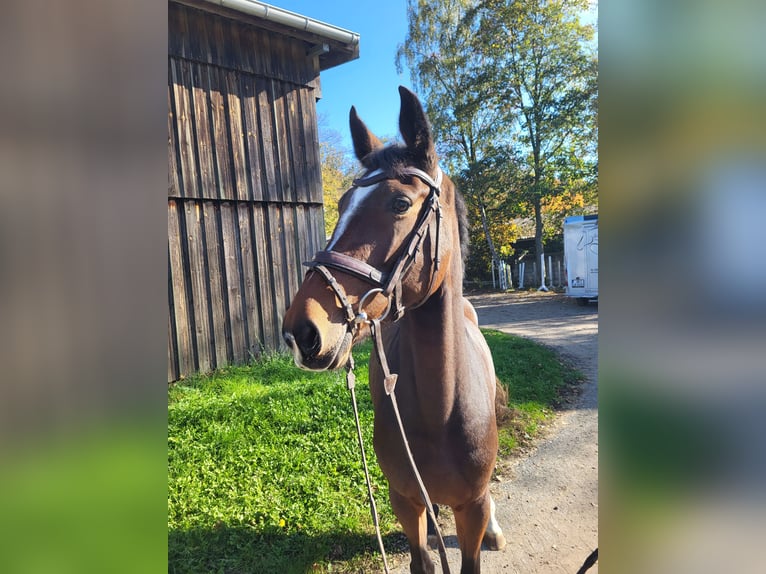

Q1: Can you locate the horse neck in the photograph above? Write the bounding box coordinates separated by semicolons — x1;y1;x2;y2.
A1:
398;252;467;423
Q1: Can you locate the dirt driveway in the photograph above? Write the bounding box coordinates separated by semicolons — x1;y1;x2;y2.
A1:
390;291;598;573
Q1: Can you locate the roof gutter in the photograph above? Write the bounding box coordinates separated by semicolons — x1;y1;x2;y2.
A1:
200;0;360;45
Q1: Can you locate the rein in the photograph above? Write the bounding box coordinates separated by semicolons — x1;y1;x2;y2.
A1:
343;317;451;574
304;166;451;573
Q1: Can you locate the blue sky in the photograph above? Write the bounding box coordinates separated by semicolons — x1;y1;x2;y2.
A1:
272;1;597;154
272;0;412;152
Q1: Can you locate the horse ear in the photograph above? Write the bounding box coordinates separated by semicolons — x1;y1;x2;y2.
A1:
398;86;436;167
349;106;383;165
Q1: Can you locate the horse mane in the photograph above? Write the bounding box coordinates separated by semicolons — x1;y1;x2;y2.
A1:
360;144;471;264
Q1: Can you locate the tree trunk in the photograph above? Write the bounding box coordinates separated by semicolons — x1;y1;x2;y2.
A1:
533;195;543;275
479;197;499;271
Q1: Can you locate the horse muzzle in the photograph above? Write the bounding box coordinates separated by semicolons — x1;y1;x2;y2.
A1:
282;317;353;372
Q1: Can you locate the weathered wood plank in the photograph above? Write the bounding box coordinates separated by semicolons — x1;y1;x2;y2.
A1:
206;67;234;200
281;204;301;303
256;78;278;201
251;204;276;351
203;202;229;367
271;80;293;203
168;3;190;60
168;76;181;198
168;262;179;382
237;203;264;357
168;199;196;377
191;63;217;200
285;86;306;202
294;203;317;294
186;5;209;64
170;58;199;198
309;203;327;254
266;203;288;347
255;24;273;78
299;86;323;203
240;74;264;201
237;19;257;75
217;12;241;71
223;70;250;201
184;200;213;373
206;11;223;66
220;202;247;363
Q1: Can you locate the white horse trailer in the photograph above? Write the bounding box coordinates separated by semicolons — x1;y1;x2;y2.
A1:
564;214;598;305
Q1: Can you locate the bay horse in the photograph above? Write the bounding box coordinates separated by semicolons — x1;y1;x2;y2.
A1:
282;87;505;574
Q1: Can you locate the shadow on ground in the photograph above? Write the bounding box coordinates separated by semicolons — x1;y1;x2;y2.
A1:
169;525;407;573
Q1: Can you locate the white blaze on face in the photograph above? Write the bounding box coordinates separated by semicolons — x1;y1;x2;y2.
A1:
326;169;382;250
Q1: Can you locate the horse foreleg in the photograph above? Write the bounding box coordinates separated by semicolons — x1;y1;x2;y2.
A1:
453;492;491;574
389;488;435;574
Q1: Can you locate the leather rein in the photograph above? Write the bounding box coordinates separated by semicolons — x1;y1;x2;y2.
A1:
302;166;452;573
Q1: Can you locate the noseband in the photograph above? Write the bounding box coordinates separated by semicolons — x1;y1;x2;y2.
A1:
303;166;444;327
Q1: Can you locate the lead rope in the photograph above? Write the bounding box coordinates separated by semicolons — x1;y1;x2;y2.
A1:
345;356;391;573
368;318;451;574
344;318;451;574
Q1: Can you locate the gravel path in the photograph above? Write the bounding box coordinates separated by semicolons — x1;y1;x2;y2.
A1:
389;291;598;574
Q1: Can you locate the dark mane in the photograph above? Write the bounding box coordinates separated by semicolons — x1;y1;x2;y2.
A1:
454;186;470;264
361;144;470;264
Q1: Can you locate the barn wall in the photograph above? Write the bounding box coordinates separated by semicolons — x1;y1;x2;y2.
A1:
168;3;326;381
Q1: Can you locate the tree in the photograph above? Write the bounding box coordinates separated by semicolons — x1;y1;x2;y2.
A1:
317;116;356;239
396;0;509;274
471;0;597;265
397;1;597;282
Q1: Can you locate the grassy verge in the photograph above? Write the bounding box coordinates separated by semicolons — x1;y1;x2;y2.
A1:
168;330;582;573
482;330;584;456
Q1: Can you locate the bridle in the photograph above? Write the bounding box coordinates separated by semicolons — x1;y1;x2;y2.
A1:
303;165;444;329
302;165;452;573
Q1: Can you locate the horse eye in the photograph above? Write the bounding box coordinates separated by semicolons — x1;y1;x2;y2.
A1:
392;196;411;214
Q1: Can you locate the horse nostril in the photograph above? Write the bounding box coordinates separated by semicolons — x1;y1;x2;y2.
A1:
294;320;321;359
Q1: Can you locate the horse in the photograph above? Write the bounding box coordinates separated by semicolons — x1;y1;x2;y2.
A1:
282;86;505;574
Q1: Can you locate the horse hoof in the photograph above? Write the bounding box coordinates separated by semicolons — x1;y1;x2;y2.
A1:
483;531;507;551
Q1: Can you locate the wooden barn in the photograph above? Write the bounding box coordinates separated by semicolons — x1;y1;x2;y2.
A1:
168;0;359;381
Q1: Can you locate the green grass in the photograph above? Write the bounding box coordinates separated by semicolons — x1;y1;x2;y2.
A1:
482;329;584;456
168;330;582;573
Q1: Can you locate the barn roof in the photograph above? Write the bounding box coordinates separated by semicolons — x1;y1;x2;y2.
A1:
176;0;360;70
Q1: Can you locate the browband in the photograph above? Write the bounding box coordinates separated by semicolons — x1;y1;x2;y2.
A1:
352;166;443;194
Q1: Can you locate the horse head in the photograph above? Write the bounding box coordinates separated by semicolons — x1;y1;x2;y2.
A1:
282;87;462;371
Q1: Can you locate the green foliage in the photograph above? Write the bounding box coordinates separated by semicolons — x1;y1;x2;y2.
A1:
168;331;579;572
471;0;598;260
399;0;598;276
318;119;357;239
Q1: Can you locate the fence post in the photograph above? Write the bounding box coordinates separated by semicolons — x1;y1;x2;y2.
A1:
499;260;507;290
538;253;549;291
548;256;553;289
519;262;526;289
